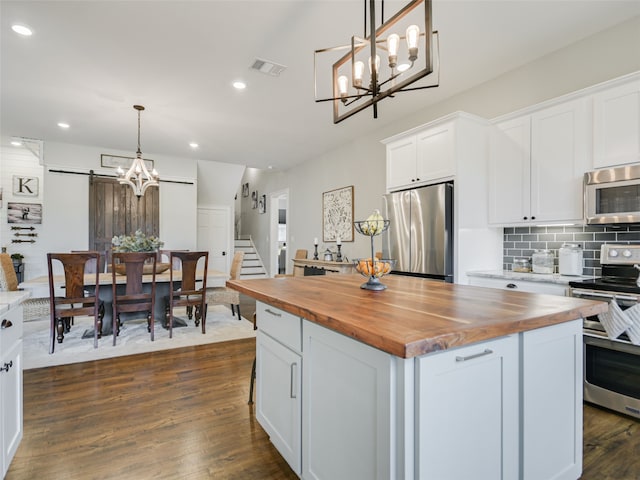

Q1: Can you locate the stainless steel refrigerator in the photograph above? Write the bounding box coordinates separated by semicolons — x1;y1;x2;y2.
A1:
382;182;454;282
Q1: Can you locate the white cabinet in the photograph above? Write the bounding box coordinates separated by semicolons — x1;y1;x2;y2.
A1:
385;119;455;190
521;320;583;480
593;77;640;168
416;335;519;480
302;320;396;480
468;276;568;296
489;98;590;226
0;305;23;479
255;302;302;475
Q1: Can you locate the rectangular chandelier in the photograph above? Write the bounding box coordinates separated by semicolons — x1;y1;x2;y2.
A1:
314;0;439;124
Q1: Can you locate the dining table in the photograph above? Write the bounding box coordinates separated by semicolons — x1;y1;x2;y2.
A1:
20;269;227;335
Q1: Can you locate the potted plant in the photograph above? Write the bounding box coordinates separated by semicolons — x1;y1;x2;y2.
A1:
111;230;166;274
10;253;24;266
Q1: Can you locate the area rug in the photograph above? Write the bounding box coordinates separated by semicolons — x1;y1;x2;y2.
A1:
23;305;256;370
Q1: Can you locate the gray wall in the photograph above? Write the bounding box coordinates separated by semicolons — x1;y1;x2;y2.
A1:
241;16;640;275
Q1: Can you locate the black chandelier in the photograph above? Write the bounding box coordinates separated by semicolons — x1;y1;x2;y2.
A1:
314;0;439;124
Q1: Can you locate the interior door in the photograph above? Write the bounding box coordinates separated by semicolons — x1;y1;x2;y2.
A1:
197;207;229;273
89;175;159;268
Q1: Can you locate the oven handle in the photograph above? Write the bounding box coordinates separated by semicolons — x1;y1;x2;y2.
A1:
570;289;639;302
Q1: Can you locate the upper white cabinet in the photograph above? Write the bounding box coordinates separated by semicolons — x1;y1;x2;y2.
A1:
489;97;590;226
593;77;640;168
385;119;455;190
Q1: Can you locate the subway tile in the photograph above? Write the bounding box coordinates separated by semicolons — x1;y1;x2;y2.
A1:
531;226;547;234
574;233;594;242
546;227;565;233
522;234;537;241
537;234;555;241
514;227;531;234
515;242;530;249
564;226;585;233
616;232;640;241
506;234;522;242
556;233;575;241
530;242;547;249
594;233;617;241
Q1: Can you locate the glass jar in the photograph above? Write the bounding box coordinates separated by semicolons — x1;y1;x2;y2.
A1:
532;249;554;274
513;257;531;273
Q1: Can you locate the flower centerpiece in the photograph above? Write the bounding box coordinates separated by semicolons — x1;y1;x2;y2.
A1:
111;230;167;274
112;230;163;252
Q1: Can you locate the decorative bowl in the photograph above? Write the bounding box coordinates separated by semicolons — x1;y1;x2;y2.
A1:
115;262;170;275
353;219;390;237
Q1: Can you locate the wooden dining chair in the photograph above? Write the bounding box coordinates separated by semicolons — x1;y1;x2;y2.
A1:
206;251;244;320
0;253;50;321
164;251;208;338
111;252;157;345
47;252;105;354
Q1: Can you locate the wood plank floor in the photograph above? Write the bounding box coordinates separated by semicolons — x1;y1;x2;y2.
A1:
7;299;639;479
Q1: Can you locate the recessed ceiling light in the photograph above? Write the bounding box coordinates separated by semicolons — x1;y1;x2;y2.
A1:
268;165;273;169
189;142;199;148
11;24;32;36
10;140;22;147
57;122;70;129
233;81;246;90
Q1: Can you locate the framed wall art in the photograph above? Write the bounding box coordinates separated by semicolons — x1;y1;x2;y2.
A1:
242;182;249;197
251;190;258;209
322;185;354;242
258;194;266;214
7;202;42;224
13;175;39;196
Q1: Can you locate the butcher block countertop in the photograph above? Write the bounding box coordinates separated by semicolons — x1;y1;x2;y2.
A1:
227;274;608;358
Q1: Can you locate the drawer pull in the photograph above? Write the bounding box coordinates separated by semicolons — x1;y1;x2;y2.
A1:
0;361;13;373
290;362;298;399
265;308;282;317
506;283;517;289
1;319;12;329
456;349;494;362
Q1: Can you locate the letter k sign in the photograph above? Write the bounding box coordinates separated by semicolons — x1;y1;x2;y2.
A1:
13;176;39;196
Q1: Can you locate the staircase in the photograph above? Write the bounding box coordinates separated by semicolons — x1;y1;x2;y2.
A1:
234;237;269;279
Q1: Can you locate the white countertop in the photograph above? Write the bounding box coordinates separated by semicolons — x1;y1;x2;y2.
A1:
467;270;595;285
0;290;32;309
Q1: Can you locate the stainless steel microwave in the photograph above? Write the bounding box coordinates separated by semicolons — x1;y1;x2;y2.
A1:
585;164;640;224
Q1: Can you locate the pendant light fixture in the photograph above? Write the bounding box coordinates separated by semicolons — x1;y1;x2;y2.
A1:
117;105;159;197
314;0;440;124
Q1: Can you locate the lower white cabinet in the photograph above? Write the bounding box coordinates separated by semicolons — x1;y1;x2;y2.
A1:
416;335;519;480
255;300;583;480
0;305;23;479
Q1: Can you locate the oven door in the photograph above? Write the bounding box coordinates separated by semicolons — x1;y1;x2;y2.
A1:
585;177;640;224
584;334;640;419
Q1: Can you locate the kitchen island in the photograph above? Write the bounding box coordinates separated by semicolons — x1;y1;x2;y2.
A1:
228;274;607;480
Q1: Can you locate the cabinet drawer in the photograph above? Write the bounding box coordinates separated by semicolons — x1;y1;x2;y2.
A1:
0;305;23;354
469;276;567;296
257;302;302;353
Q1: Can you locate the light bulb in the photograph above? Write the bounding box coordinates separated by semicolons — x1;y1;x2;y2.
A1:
337;75;349;100
406;25;420;62
353;61;365;88
387;33;400;68
116;166;125;177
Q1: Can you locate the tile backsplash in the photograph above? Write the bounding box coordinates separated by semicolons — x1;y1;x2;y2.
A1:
503;224;640;277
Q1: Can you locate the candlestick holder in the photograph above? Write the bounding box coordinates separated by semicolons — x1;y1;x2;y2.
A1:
336;244;342;262
313;244;319;260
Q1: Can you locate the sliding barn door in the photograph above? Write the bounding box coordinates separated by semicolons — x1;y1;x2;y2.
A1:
89;175;159;267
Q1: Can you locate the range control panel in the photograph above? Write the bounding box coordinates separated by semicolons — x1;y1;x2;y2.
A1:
601;244;640;265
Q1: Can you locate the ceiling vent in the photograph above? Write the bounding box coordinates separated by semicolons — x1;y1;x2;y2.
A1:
250;58;287;77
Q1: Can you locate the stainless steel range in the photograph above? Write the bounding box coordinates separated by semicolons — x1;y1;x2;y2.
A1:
569;244;640;419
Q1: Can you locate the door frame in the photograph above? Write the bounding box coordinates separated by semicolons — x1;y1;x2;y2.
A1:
269;189;289;277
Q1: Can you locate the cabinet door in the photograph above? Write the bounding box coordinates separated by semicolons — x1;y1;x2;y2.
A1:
256;331;302;475
416;122;455;183
386;136;417;190
531;98;590;223
489;117;531;225
593;78;640;168
302;320;394;480
522;320;582;480
1;341;22;479
415;335;519;480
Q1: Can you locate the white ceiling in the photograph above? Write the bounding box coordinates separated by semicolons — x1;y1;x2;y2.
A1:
2;0;640;171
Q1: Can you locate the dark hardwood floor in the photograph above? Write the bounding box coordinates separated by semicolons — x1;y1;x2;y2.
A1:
7;294;639;479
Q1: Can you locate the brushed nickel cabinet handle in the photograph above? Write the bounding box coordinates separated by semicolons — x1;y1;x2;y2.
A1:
1;319;12;329
506;283;517;289
290;363;298;399
265;308;282;317
456;349;494;362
